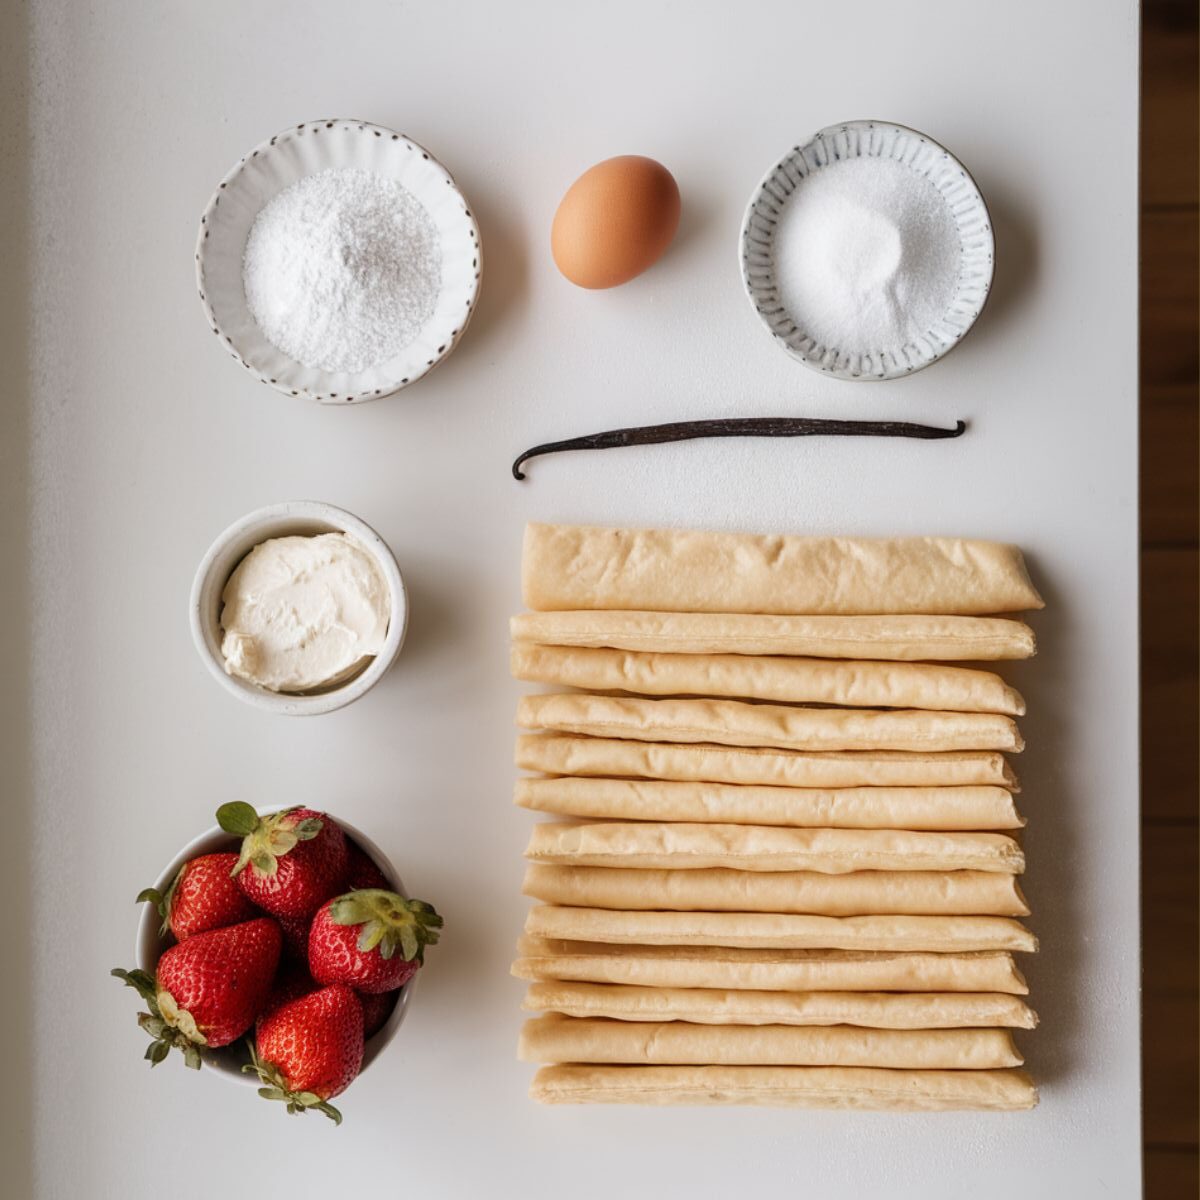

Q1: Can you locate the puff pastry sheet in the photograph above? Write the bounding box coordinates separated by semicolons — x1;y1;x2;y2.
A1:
522;524;1044;616
529;1064;1039;1110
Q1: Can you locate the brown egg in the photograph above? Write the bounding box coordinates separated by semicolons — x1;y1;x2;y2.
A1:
551;155;681;289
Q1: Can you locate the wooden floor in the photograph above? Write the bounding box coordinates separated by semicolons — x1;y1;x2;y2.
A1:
1141;2;1199;1194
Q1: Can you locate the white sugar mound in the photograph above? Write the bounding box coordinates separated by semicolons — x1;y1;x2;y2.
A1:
773;157;961;354
243;167;441;374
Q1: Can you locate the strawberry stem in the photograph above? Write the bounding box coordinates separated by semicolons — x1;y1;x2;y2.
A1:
328;890;443;964
137;863;183;938
219;805;323;879
111;968;204;1070
243;1041;343;1125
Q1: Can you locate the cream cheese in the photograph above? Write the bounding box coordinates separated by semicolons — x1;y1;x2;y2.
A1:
220;532;390;693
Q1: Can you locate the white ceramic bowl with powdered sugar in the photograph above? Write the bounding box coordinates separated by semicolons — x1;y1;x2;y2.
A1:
196;119;481;403
741;121;993;381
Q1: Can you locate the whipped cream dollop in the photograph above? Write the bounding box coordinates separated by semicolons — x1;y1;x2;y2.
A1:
220;532;390;693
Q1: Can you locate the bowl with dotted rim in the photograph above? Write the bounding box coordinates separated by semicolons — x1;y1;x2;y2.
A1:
740;120;994;381
196;119;482;403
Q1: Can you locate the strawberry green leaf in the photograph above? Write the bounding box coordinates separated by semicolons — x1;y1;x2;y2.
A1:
293;818;323;841
139;862;185;936
112;967;159;1007
330;897;373;926
328;890;443;964
266;830;299;858
398;925;419;963
119;974;207;1072
216;801;261;837
249;850;276;876
232;808;321;878
138;1014;168;1039
145;1041;170;1065
356;920;388;955
246;1052;345;1125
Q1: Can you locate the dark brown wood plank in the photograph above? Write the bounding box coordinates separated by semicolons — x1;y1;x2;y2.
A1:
1142;821;1199;1145
1139;0;1196;1180
1144;992;1200;1146
1142;3;1199;208
1145;1146;1200;1199
1140;210;1199;389
1141;384;1200;546
1142;822;1199;994
1140;549;1199;819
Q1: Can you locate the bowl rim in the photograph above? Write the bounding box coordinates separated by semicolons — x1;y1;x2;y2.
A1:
194;117;482;404
739;118;995;382
188;500;408;716
132;811;415;1088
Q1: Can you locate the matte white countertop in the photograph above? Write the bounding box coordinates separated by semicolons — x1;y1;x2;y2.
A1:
12;0;1140;1195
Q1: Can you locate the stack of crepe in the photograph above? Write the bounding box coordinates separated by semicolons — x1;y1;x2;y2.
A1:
512;524;1042;1111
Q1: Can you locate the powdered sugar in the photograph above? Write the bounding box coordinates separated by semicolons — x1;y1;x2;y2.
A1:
772;156;961;354
243;168;441;374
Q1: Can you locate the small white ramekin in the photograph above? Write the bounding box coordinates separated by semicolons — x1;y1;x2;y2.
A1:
190;501;407;715
133;815;414;1087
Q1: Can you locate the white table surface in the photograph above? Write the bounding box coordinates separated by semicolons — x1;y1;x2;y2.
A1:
9;0;1141;1195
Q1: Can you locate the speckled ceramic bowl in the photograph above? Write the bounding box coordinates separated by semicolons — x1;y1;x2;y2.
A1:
132;814;414;1087
196;119;481;403
741;120;994;381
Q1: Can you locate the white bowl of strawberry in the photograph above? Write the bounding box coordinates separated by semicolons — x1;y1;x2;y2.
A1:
114;804;441;1125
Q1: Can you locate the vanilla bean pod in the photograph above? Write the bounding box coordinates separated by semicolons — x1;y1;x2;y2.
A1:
512;417;966;480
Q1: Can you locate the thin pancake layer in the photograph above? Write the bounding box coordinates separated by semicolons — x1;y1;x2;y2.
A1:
522;981;1038;1028
524;906;1038;953
522;524;1044;615
522;864;1030;915
524;823;1025;874
515;735;1020;790
511;643;1025;714
518;693;1024;754
511;610;1037;661
529;1064;1039;1110
512;938;1030;994
515;776;1024;830
518;1013;1022;1068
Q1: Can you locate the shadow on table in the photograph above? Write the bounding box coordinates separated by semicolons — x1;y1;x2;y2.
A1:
973;178;1040;341
1010;553;1084;1089
0;0;34;1190
439;171;529;364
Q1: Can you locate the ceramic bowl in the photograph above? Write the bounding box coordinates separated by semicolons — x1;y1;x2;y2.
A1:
133;815;413;1086
740;120;994;381
196;118;481;403
190;501;407;716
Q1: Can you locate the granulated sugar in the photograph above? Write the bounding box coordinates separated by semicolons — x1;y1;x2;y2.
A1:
772;156;961;353
243;167;441;373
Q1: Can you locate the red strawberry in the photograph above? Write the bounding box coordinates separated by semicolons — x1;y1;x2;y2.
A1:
344;841;391;891
359;989;399;1039
112;917;281;1068
247;984;364;1123
260;964;319;1021
217;803;348;920
278;914;313;963
308;889;442;994
137;852;258;941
